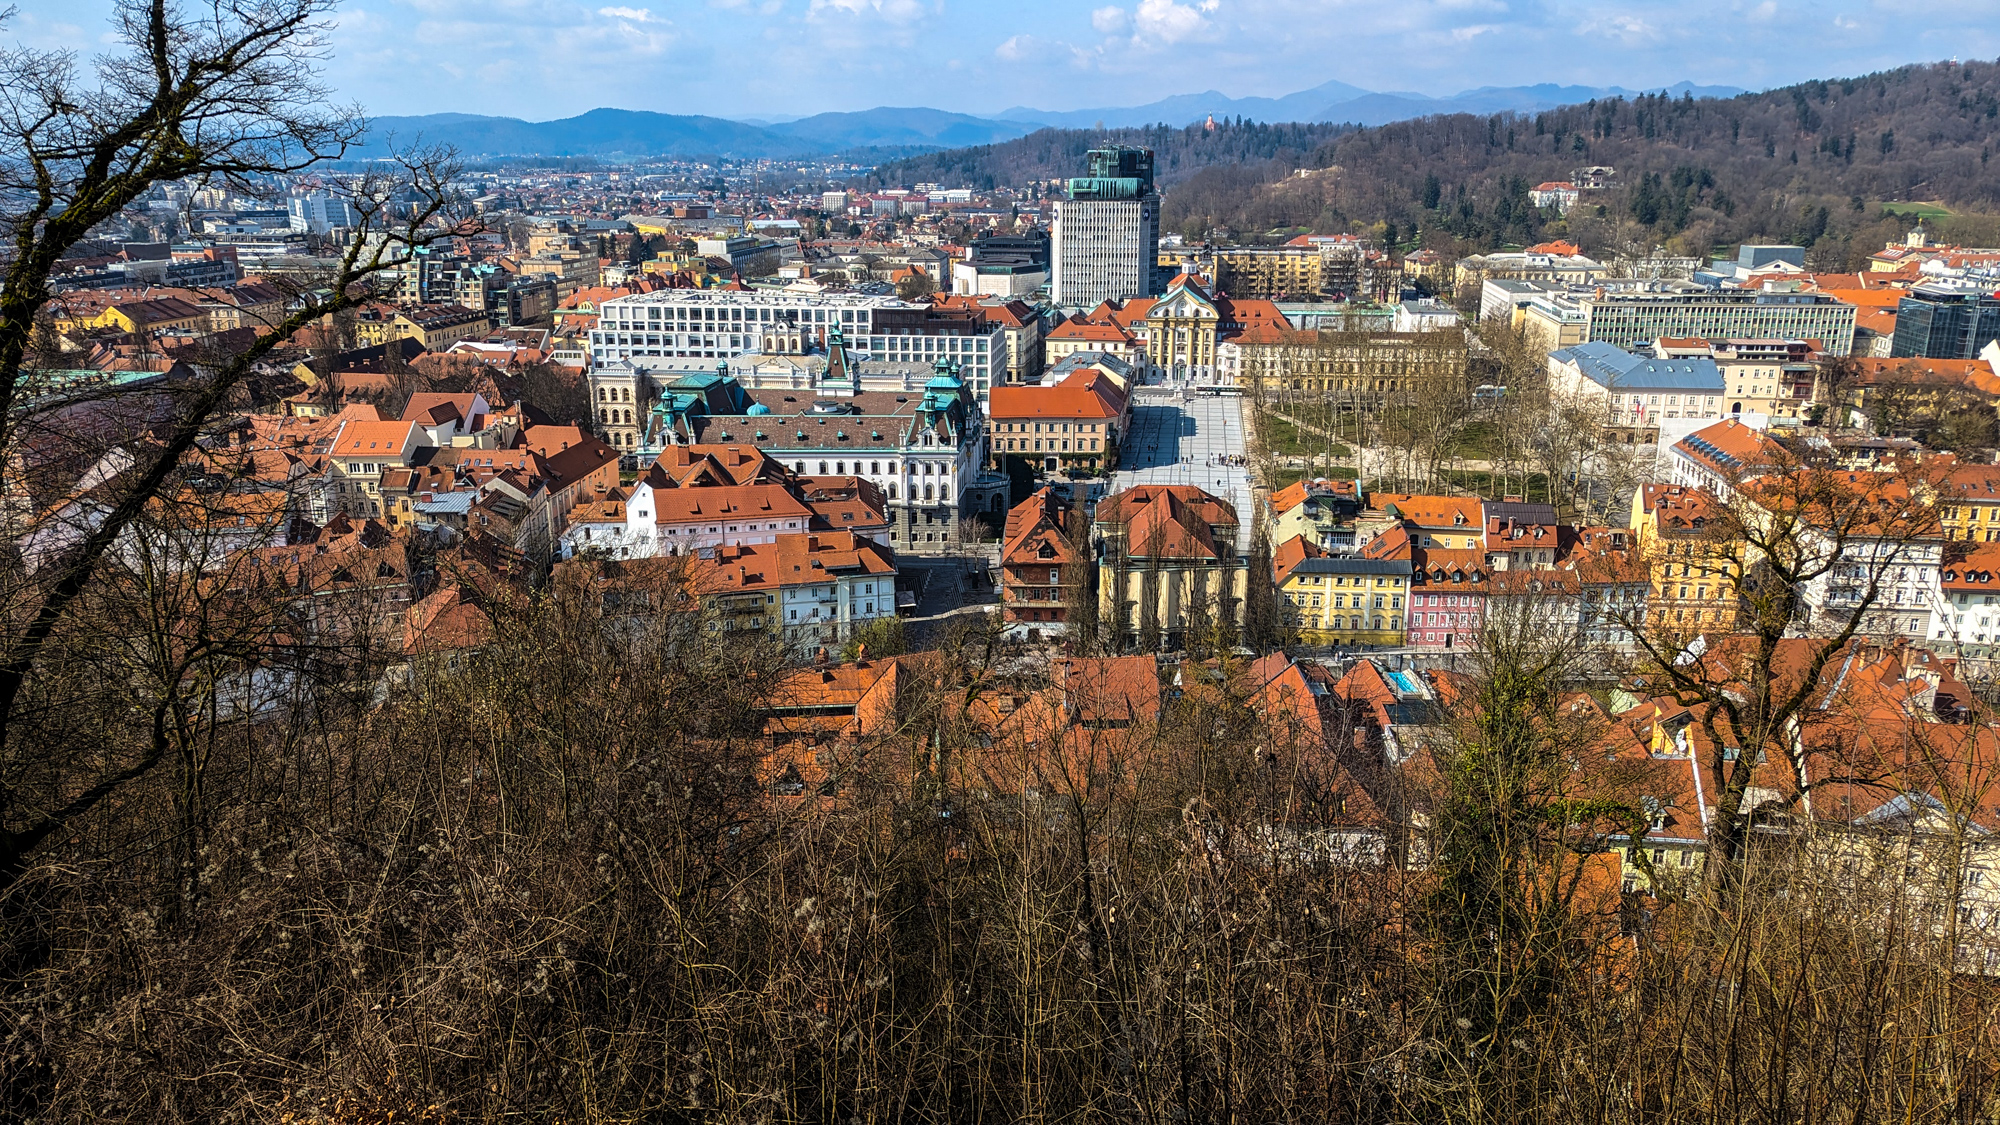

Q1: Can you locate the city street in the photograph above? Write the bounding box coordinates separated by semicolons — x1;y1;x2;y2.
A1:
1110;390;1254;555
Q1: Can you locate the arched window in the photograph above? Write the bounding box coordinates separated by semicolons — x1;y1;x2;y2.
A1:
924;484;935;500
1373;616;1384;630
889;484;898;499
819;462;828;474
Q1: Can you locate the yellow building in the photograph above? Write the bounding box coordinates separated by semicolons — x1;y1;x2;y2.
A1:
1520;299;1588;354
1630;483;1744;633
1211;246;1327;299
389;305;491;349
1939;463;2000;543
198;282;288;333
1144;274;1222;376
1273;535;1409;645
1094;485;1249;650
1222;326;1467;407
61;295;209;337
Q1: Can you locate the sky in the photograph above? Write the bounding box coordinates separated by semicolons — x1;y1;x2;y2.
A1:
7;0;2000;122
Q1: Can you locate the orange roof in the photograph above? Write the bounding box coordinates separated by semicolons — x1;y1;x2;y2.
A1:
1850;356;1990;384
1002;487;1080;569
643;483;812;527
1272;534;1327;583
1268;476;1357;516
404;584;492;655
1083;298;1156;330
1098;485;1236;563
1046;319;1134;344
331;420;422;457
1674;418;1781;475
1941;542;2000;592
1056;656;1160;726
688;532;896;596
1855;307;1898;337
988;374;1123;421
1637;482;1724;528
1367;492;1483;529
650;444;791;487
1526;240;1581;255
521;425;590;456
1945;462;2000;499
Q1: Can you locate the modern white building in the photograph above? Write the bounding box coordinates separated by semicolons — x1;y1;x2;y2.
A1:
587;288;1003;396
288;193;361;234
1052;197;1160;309
1052;145;1161;310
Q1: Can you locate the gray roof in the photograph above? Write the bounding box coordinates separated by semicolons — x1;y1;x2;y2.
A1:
1049;350;1134;379
1551;341;1724;392
1289;557;1413;576
414;491;476;515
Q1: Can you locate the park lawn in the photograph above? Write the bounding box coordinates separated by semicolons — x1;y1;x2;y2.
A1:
1879;201;1953;219
1440;468;1553;503
1257;404;1354;458
1448;419;1501;459
1263;465;1358;491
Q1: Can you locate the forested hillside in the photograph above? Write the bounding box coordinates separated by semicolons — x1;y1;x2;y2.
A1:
874;60;2000;268
858;119;1353;191
1164;58;2000;263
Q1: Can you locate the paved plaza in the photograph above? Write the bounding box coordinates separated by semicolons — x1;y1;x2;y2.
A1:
1109;390;1254;555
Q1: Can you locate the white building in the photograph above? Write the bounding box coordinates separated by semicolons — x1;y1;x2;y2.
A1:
1548;341;1726;428
951;259;1047;298
1666;419;1942;639
1052;196;1159;309
1930;549;2000;647
288;192;361;234
587;289;1002;397
1529;182;1581;212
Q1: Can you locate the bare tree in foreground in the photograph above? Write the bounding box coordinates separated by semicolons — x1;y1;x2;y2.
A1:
0;0;473;895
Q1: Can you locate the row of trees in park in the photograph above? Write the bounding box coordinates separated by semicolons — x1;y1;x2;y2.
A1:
1244;323;1657;524
4;4;2000;1120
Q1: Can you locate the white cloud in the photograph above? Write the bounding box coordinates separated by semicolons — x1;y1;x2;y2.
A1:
1131;0;1215;46
1450;23;1499;41
996;34;1036;60
808;0;928;22
597;6;656;21
1092;5;1131;33
1578;12;1658;44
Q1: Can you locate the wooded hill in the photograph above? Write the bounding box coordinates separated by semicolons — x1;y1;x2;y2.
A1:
874;60;2000;268
857;119;1354;191
1170;58;2000;261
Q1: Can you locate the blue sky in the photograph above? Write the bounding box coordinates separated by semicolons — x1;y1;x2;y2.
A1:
8;0;1999;121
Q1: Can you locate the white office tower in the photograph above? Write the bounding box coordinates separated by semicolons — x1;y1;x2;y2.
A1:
1053;197;1161;309
288;193;362;234
1050;145;1160;310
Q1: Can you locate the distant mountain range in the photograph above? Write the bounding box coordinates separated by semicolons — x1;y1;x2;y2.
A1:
994;79;1745;131
355;79;1747;161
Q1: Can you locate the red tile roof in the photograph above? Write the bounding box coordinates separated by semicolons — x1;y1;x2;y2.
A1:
988;373;1124;421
